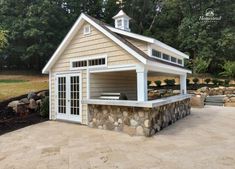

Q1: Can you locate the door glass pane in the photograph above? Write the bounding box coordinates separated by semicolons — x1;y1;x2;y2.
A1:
58;77;66;114
70;76;80;115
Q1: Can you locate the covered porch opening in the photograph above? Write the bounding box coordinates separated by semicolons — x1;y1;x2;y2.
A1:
88;68;187;102
89;70;137;100
147;71;186;100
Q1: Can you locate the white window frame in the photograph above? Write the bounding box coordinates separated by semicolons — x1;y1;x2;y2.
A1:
70;55;108;70
150;48;184;66
83;25;91;35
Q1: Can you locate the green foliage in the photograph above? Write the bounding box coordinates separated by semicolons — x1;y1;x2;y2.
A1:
219;61;235;79
193;57;211;74
212;79;219;85
204;78;211;84
147;80;151;86
155;80;161;87
0;79;27;83
40;96;49;118
164;79;175;86
192;78;199;84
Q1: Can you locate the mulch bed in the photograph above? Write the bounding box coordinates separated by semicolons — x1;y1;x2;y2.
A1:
0;110;48;135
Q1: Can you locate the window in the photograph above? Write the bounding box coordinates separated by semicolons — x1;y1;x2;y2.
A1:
171;56;177;63
88;58;105;66
178;59;183;65
72;60;87;68
152;49;161;58
71;57;106;69
83;25;91;35
162;54;170;60
124;19;128;29
117;19;122;27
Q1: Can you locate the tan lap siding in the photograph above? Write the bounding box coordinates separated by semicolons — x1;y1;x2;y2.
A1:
125;37;149;54
50;22;140;124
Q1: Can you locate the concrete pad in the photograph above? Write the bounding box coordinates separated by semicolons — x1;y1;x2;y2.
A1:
0;106;235;169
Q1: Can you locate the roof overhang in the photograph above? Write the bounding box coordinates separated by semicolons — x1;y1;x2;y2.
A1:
42;13;147;74
107;26;189;59
146;60;192;75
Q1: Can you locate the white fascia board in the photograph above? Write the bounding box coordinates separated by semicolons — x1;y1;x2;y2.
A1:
107;26;155;43
107;26;189;59
42;15;85;74
146;60;192;75
42;14;147;73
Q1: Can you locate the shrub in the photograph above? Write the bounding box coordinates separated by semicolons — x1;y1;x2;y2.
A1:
192;78;199;84
155;80;161;87
170;79;176;86
186;78;190;85
40;96;49;118
204;78;211;84
212;79;219;85
164;79;175;86
147;81;151;86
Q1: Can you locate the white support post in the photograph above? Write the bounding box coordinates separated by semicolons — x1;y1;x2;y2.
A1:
136;66;148;101
86;69;90;99
180;74;187;95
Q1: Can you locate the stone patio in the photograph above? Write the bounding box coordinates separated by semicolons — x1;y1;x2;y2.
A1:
0;106;235;169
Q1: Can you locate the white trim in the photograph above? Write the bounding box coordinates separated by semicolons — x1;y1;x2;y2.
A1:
107;26;189;59
42;13;147;74
49;71;52;120
147;60;192;75
70;54;108;70
180;74;187;94
83;94;191;108
136;65;148;101
89;64;137;73
83;25;91;35
86;69;90;99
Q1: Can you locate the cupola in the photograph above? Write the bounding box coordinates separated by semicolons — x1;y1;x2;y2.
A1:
112;10;131;32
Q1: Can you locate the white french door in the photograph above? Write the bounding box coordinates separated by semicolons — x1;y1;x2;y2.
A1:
56;73;81;122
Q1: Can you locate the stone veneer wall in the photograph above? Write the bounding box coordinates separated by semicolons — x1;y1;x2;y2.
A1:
88;98;191;137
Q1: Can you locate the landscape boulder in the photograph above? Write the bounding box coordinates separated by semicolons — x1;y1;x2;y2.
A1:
20;98;29;104
27;92;39;100
37;91;48;98
28;99;38;110
8;100;20;112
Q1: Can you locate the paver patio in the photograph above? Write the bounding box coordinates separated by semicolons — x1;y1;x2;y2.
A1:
0;106;235;169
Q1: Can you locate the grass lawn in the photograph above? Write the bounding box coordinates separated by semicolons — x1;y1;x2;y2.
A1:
0;71;48;101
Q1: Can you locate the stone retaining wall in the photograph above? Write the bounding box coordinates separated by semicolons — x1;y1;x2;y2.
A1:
88;98;191;136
